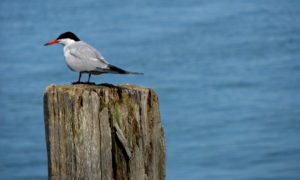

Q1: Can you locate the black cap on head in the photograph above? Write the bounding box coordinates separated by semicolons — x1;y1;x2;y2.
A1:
56;32;80;41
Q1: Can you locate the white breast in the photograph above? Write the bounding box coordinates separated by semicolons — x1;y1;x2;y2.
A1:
64;47;78;71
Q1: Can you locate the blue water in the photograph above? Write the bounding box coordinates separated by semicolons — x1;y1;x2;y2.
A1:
1;0;300;179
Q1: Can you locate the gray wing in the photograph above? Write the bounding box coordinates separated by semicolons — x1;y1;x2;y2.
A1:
67;41;110;72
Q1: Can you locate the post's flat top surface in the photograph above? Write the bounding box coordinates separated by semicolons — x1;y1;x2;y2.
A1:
45;83;151;93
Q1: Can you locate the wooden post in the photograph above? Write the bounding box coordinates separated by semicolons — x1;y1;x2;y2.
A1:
43;84;165;180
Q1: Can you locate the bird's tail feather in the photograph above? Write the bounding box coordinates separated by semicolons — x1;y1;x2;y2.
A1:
107;64;143;75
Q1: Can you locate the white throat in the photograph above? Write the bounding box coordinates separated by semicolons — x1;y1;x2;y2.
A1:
58;38;76;46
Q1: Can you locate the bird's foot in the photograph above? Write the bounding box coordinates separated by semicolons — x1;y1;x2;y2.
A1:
72;81;95;85
85;81;96;85
72;81;82;85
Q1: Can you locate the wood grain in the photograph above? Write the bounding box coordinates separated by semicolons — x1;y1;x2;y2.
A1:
44;84;165;180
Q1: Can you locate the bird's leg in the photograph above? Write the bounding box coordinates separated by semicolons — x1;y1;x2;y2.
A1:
87;73;91;83
86;73;95;85
78;72;82;82
72;72;82;84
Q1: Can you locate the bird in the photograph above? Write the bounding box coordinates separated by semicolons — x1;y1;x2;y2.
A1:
44;32;143;84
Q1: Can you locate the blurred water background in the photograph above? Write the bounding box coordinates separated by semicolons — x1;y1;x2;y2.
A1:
1;0;300;179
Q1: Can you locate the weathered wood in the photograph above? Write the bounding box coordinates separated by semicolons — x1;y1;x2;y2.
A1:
43;84;165;180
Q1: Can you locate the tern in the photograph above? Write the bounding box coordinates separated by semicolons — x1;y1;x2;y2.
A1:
44;32;142;84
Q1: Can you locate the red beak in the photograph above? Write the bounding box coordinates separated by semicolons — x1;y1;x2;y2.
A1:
44;40;60;46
